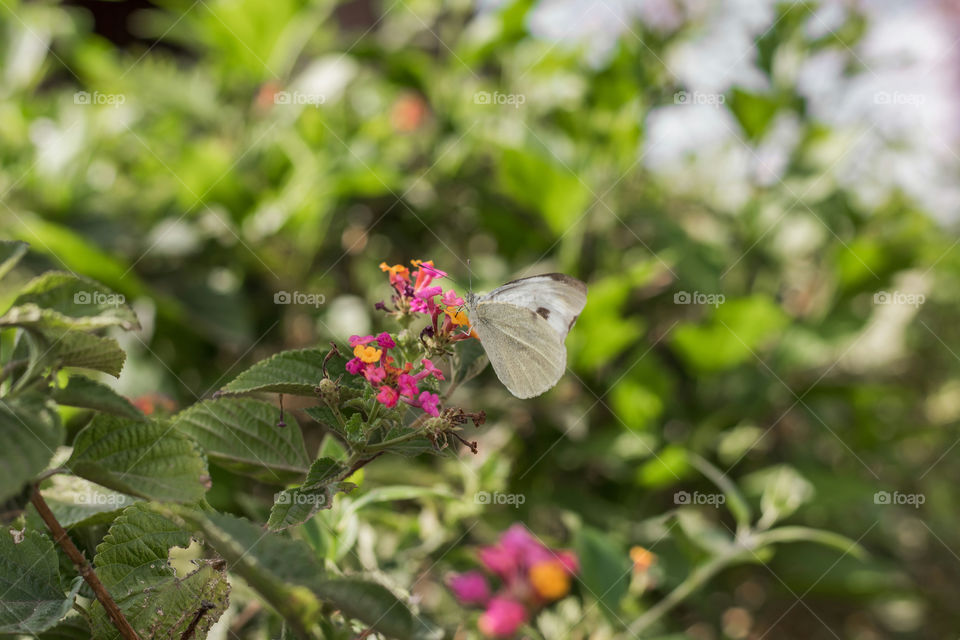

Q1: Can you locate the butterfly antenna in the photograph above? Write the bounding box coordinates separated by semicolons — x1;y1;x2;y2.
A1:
467;259;472;295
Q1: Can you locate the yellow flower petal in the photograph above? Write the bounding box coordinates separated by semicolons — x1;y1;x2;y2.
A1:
353;345;383;364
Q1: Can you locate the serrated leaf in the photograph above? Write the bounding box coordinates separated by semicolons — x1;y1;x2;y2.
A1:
0;529;82;634
88;503;229;640
0;395;64;502
0;272;139;331
68;415;208;502
174;510;425;639
267;458;351;531
0;240;28;281
172;397;310;484
51;376;143;421
41;329;127;377
38;474;139;528
35;614;90;639
219;348;327;396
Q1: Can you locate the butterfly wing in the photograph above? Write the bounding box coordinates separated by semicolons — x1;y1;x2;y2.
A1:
471;301;567;399
481;273;587;341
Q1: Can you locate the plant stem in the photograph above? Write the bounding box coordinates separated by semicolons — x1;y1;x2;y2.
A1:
363;414;431;453
31;486;141;640
628;549;751;635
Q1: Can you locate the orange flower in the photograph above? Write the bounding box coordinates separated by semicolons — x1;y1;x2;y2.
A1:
630;546;655;573
528;561;571;601
353;344;383;364
379;262;410;284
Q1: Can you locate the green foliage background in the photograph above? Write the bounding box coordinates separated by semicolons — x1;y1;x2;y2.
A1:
2;0;958;637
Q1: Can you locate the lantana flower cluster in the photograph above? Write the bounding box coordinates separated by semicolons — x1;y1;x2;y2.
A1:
447;524;579;637
343;260;474;417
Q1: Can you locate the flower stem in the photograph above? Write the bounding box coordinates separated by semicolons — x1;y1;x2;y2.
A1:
31;486;141;640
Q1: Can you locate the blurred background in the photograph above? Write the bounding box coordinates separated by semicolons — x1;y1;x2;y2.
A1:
2;0;960;637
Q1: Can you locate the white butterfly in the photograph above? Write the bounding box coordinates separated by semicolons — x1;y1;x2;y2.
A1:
465;273;588;398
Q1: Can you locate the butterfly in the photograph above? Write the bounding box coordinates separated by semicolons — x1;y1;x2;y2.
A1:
465;273;588;398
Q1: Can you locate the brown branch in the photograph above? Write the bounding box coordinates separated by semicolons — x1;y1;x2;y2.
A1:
30;486;141;640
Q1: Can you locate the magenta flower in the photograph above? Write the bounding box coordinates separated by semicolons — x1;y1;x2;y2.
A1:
416;285;443;300
418;358;445;381
376;332;396;349
442;289;464;307
478;597;527;638
376;385;399;408
418;391;440;417
345;358;365;375
419;263;447;279
348;334;376;347
397;373;419;399
448;571;490;605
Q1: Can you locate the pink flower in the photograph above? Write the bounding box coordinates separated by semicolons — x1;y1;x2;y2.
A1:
398;373;419;398
364;366;386;384
419;358;445;381
554;550;580;575
448;571;490;605
419;263;447;279
415;285;443;300
348;335;375;347
376;386;399;408
442;289;464;307
478;545;519;579
345;358;364;375
478;597;527;638
376;332;396;349
418;391;440;417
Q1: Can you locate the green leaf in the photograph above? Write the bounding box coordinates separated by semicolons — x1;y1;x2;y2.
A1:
744;465;815;528
173;397;310;484
496;147;592;234
67;415;208;502
0;272;139;332
173;510;425;639
0;240;28;281
0;395;64;502
51;376;143;421
89;504;228;640
219;348;328;396
671;296;789;373
41;330;127;378
574;527;630;620
267;458;351;531
453;338;488;385
38;474;139;528
0;529;82;634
